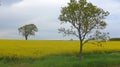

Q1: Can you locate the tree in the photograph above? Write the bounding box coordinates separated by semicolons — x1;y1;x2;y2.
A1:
18;24;38;40
58;0;109;59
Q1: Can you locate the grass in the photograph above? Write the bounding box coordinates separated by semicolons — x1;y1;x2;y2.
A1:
0;40;120;67
0;53;120;67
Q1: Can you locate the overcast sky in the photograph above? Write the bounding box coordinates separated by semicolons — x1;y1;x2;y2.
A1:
0;0;120;40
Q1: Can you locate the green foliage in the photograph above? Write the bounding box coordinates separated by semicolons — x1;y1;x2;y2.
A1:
18;24;38;40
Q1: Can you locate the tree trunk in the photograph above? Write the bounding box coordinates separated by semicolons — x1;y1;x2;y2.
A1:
79;39;83;60
25;35;28;40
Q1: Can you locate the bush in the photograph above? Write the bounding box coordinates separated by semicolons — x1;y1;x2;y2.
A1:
109;38;120;41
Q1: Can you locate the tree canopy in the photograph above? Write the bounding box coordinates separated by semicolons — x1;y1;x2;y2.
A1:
18;24;38;40
58;0;109;59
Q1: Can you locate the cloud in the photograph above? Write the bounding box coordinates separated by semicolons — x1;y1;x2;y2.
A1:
0;0;71;40
0;0;120;39
1;0;22;6
87;0;120;15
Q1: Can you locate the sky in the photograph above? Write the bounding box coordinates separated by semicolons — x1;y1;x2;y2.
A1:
0;0;120;40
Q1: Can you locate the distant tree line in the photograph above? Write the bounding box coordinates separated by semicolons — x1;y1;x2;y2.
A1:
109;38;120;41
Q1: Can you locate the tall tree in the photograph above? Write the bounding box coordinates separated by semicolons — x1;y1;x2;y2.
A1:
18;24;38;40
58;0;109;59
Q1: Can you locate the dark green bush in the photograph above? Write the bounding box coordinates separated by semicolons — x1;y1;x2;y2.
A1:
109;38;120;41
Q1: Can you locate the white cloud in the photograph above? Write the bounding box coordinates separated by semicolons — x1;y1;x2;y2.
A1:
11;0;69;8
87;0;120;14
0;0;120;39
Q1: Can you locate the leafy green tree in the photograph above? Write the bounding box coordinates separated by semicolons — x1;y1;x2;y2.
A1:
58;0;109;59
18;24;38;40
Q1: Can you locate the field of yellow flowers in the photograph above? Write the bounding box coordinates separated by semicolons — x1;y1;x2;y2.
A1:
0;40;120;58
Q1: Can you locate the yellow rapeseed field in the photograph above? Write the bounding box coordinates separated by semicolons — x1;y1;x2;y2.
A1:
0;40;120;58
